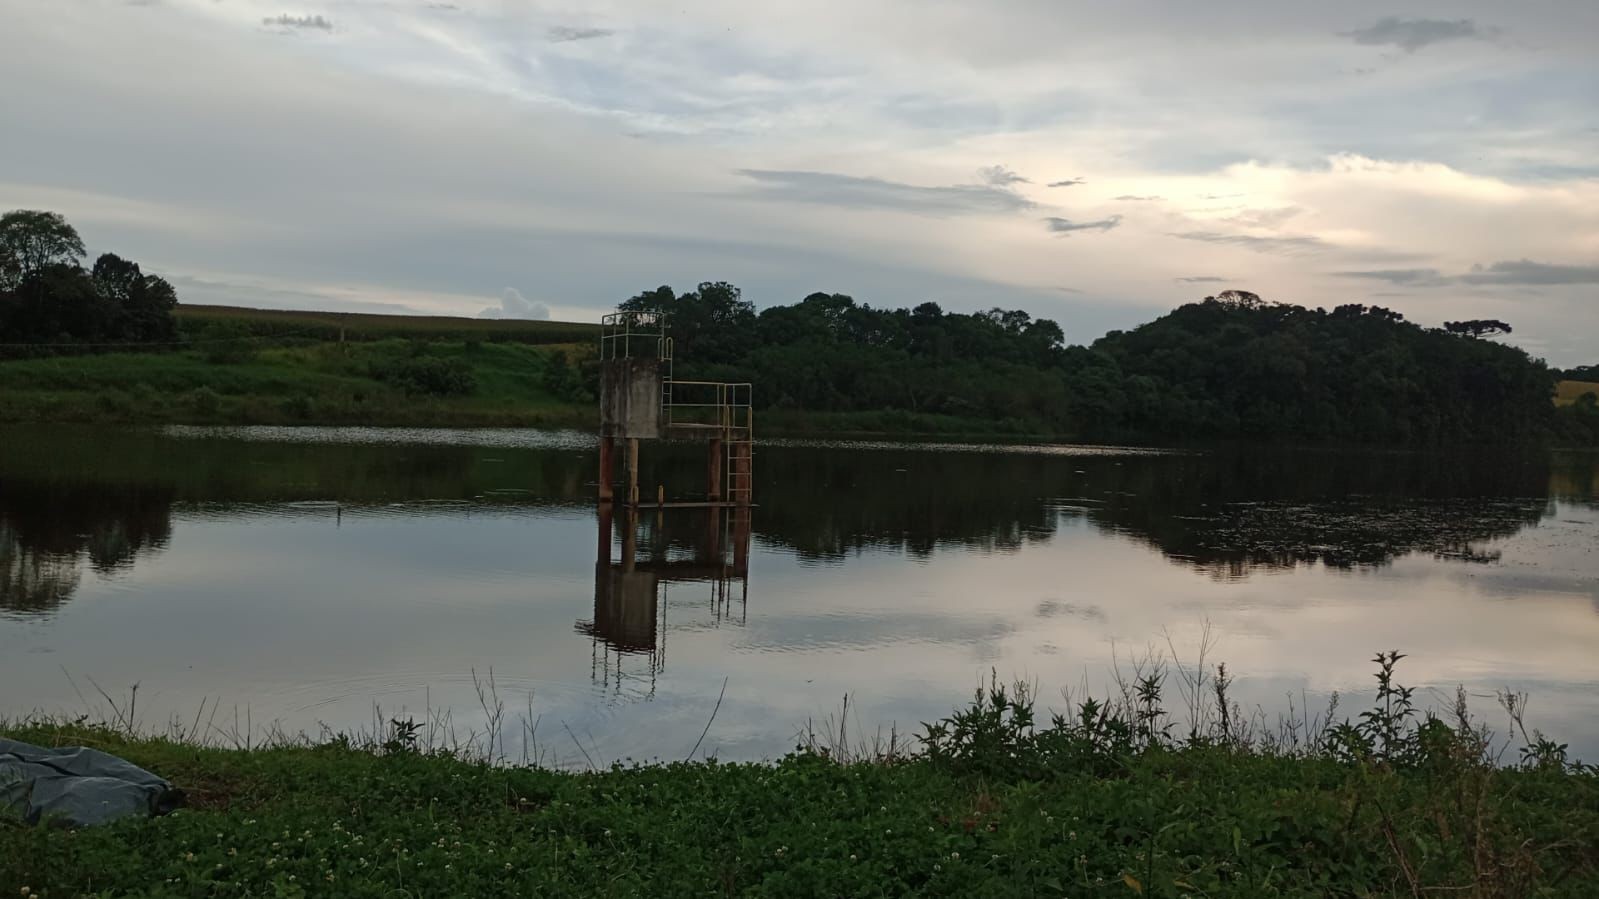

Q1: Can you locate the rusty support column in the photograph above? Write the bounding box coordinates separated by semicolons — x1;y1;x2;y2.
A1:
621;508;637;573
731;506;751;576
707;437;723;502
627;438;640;506
597;436;615;504
597;501;614;566
706;504;723;562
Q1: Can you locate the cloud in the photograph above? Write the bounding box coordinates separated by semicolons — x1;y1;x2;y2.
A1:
1175;276;1227;284
1340;18;1490;53
735;169;1034;215
262;14;333;31
1053;286;1084;294
479;288;552;320
1336;268;1447;286
1338;261;1599;288
979;165;1029;186
547;25;614;43
1226;206;1303;229
1168;231;1325;255
1458;259;1599;286
1115;195;1162;202
1042;215;1122;235
1047;178;1085;188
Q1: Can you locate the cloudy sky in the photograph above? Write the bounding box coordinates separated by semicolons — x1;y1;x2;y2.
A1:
3;1;1596;362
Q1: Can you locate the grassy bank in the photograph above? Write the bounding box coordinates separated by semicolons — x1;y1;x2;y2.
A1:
0;339;593;428
0;341;1067;437
4;657;1596;896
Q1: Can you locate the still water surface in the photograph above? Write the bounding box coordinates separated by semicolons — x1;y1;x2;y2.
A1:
2;426;1596;762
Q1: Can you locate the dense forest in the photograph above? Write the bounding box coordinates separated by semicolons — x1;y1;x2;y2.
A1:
622;283;1594;445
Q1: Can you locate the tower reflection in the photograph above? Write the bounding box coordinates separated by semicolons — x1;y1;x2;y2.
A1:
578;505;752;697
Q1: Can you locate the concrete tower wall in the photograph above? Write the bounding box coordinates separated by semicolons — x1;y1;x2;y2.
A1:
599;358;664;438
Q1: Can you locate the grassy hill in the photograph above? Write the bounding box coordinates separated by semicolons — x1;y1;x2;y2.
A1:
0;305;599;426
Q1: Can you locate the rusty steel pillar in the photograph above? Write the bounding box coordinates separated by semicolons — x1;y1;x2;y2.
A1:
627;438;640;506
706;504;723;561
597;436;615;504
732;506;751;575
621;507;638;572
597;502;614;567
707;437;724;501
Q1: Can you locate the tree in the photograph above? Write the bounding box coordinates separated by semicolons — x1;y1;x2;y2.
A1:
1214;289;1265;309
0;210;85;290
91;253;178;342
619;280;754;363
1444;319;1512;339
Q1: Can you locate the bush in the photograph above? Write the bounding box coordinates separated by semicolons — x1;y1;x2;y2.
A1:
374;356;476;397
186;386;221;416
279;394;314;419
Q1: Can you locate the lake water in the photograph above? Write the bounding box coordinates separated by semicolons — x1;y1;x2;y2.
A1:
2;425;1596;764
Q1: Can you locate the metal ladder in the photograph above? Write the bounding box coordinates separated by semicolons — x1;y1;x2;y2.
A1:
725;426;753;505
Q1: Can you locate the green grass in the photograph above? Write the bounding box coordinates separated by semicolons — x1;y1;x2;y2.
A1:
0;340;594;428
4;657;1596;897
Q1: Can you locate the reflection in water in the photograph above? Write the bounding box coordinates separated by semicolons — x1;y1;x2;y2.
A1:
0;426;1595;763
0;479;173;616
581;505;752;697
0;428;1593;618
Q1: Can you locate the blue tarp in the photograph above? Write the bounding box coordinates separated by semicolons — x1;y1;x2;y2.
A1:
0;737;183;826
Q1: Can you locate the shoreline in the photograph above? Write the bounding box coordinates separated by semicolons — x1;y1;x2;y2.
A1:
5;662;1596;895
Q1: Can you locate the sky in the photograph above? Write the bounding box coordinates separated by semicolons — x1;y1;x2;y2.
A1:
2;1;1597;364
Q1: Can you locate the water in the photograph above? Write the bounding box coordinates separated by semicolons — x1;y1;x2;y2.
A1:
2;425;1596;763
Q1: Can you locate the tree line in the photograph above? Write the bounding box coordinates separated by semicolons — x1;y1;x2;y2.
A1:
3;209;1590;445
0;210;177;351
622;284;1588;445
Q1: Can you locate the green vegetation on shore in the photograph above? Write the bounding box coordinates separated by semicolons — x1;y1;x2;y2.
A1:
624;284;1594;446
0;339;593;428
4;656;1596;896
5;208;1597;443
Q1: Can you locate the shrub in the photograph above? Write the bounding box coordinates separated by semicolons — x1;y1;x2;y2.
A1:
279;394;313;419
373;356;477;397
186;386;221;416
